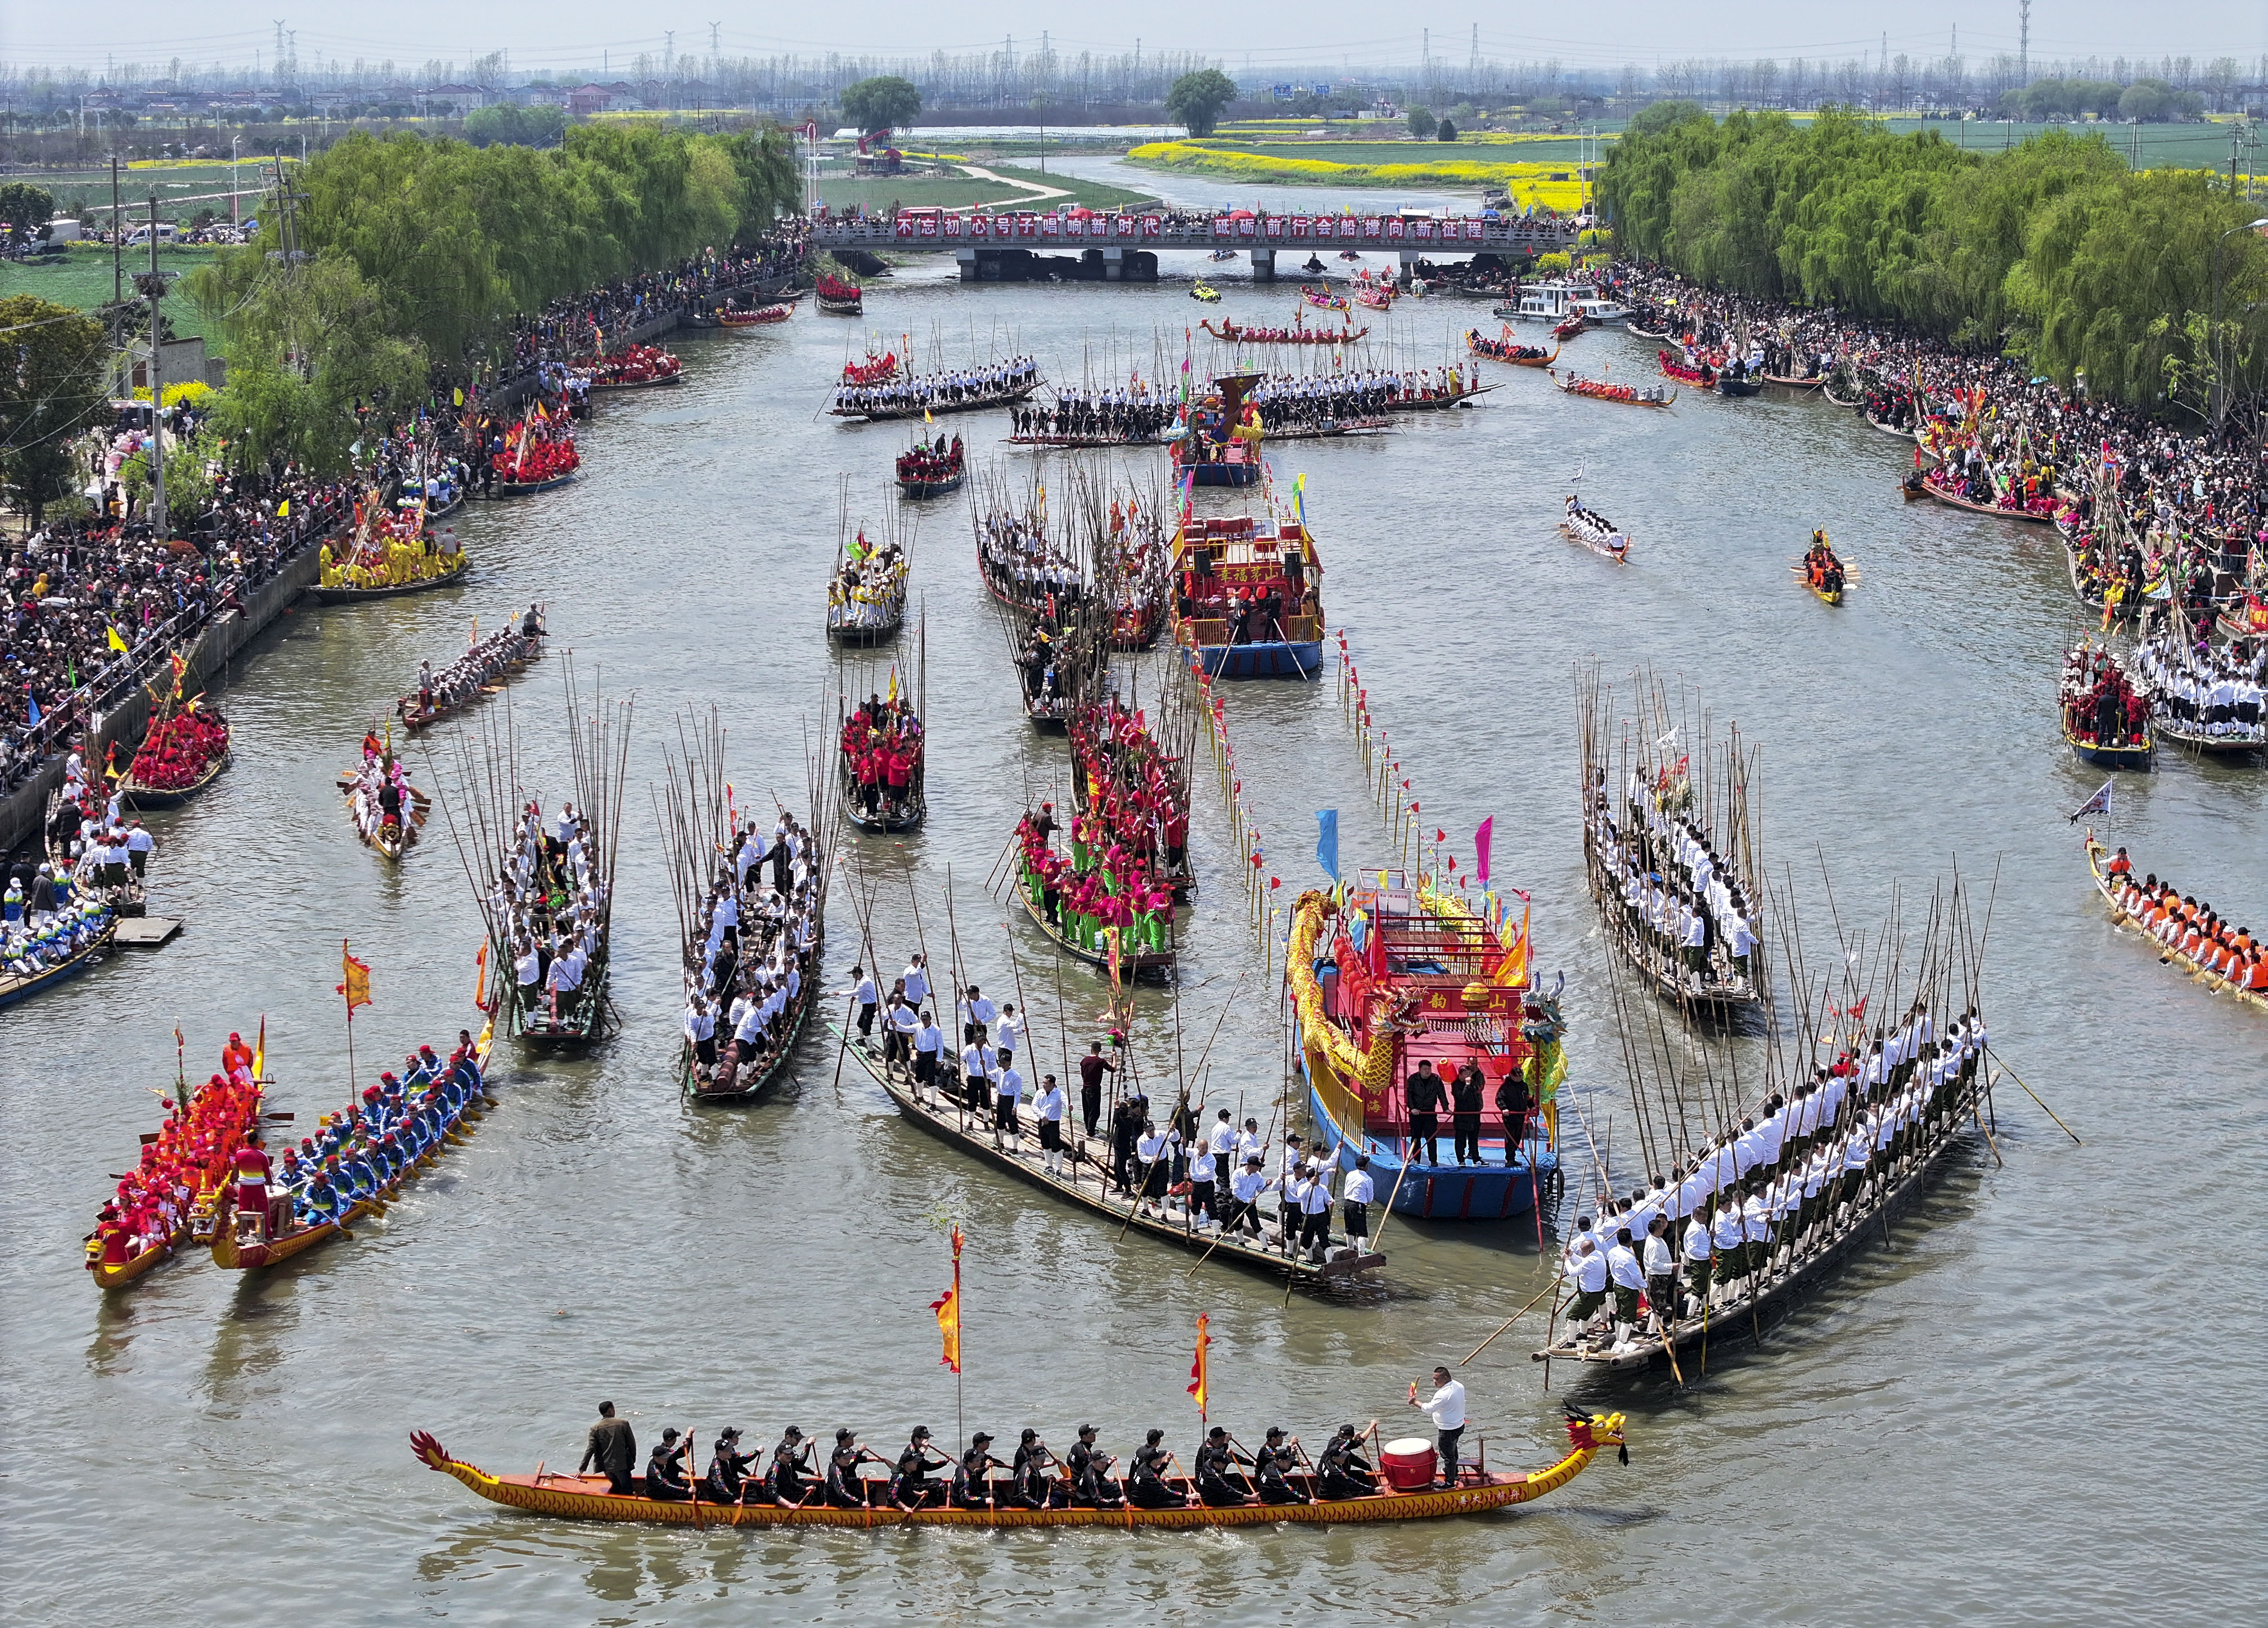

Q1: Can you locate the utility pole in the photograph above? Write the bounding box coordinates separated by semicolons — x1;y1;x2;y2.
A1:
141;194;168;537
111;154;123;306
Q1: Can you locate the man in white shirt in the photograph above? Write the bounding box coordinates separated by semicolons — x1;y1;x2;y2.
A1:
1034;1074;1068;1174
1641;1214;1677;1336
837;966;878;1038
884;993;919;1073
1605;1228;1646;1346
994;1004;1023;1069
959;1039;997;1117
912;1011;944;1103
901;954;929;1008
960;984;997;1044
1225;1157;1271;1237
993;1062;1025;1150
1409;1366;1468;1489
1296;1160;1334;1260
1341;1155;1376;1252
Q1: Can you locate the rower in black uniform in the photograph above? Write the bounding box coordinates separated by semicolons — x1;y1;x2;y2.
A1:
1316;1424;1378;1500
826;1428;885;1508
767;1425;814;1508
1192;1427;1255;1506
705;1427;756;1504
952;1432;1007;1508
891;1426;951;1512
1009;1429;1060;1508
644;1428;692;1501
1126;1429;1183;1509
1067;1425;1123;1508
1254;1427;1310;1504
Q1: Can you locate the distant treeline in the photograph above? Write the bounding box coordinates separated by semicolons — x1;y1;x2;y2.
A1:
184;122;798;471
1600;103;2267;417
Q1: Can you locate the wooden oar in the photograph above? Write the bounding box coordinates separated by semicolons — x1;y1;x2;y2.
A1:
1459;1278;1560;1365
1985;1052;2080;1144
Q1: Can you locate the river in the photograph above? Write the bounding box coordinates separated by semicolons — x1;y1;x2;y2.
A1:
4;176;2264;1625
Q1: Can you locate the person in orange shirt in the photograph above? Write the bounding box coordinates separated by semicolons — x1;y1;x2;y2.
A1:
221;1031;254;1083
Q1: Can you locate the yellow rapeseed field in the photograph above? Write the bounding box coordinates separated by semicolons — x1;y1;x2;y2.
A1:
1127;141;1588;209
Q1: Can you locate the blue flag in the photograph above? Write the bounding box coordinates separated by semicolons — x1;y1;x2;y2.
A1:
24;689;38;729
1315;809;1339;881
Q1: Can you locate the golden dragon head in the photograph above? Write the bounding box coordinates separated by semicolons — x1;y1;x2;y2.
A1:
1563;1406;1630;1464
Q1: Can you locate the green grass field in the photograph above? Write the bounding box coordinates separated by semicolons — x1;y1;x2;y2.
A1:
0;245;220;340
28;162;266;226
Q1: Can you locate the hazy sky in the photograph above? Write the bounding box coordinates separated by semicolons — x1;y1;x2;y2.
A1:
6;3;2262;75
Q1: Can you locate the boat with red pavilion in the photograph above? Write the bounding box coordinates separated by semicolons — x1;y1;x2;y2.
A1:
1288;876;1564;1221
1171;474;1325;679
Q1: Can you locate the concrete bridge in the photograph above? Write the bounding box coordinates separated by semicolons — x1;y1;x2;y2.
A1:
811;210;1580;283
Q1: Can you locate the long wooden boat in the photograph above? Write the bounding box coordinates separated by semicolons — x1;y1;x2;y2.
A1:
2150;715;2266;760
835;751;924;833
212;1020;494;1270
681;979;816;1103
2085;835;2268;1012
507;950;611;1046
1761;373;1826;390
1007;430;1165;449
309;558;472;603
1016;886;1174;978
831;384;1038;423
721;303;797;326
1385;382;1496;412
398;637;543;733
816;275;864;315
833;1022;1379;1289
1793;561;1846;606
339;766;432;859
2061;719;2153;771
586;362;682;392
1559;507;1629;563
1714;375;1762;398
493;471;577;497
1200;319;1369;346
411;1409;1624;1528
86;1084;260;1289
1918;476;2054;524
0;915;116;1009
1467;334;1559;367
1624;324;1670;341
120;746;232;809
1552;373;1675;408
1533;1076;1987;1372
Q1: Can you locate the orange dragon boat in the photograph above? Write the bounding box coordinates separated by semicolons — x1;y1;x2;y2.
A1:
1199;317;1367;346
1466;328;1558;367
1552;370;1675;408
410;1407;1627;1529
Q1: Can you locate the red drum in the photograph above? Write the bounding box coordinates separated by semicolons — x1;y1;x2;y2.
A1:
1380;1438;1436;1491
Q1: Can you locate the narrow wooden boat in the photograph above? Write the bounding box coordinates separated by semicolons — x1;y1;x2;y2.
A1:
86;1083;261;1289
493;471;578;497
1762;373;1825;390
1008;431;1164;449
586;361;682;392
0;916;116;1009
1862;412;1915;439
1552;373;1675;408
1534;1081;1986;1371
398;636;542;733
681;980;815;1103
121;746;231;809
2152;717;2267;760
1199;319;1367;346
1918;476;2055;524
831;1023;1379;1289
1300;286;1351;312
309;558;472;602
719;297;799;327
212;1021;495;1270
411;1410;1625;1528
2062;720;2154;770
2085;835;2268;1012
1714;375;1762;398
1560;502;1629;563
834;751;924;833
339;766;432;858
1466;333;1558;367
1016;886;1175;979
1386;382;1496;412
830;385;1037;423
1794;562;1845;605
816;274;864;315
1624;324;1669;340
1190;280;1221;303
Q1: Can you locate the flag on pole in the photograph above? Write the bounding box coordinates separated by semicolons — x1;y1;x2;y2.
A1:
1474;815;1494;884
2067;780;2113;823
337;941;372;1012
929;1225;965;1373
474;941;489;1009
1315;809;1339;881
106;624;128;653
251;1017;266;1080
25;691;38;728
1187;1312;1210;1420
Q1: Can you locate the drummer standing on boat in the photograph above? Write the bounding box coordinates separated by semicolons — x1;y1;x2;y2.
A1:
1409;1366;1468;1489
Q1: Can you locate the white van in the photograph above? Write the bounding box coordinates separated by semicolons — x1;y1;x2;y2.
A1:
38;218;83;244
124;222;181;247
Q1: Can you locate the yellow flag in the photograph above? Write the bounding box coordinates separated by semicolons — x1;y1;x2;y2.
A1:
277;498;290;517
336;940;372;1012
251;1016;266;1081
452;386;465;407
107;625;128;653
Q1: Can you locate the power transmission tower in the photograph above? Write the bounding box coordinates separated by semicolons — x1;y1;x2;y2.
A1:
1470;24;1479;84
2019;0;2031;83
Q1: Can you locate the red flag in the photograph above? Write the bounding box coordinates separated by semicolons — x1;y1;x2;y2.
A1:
1187;1313;1210;1420
1435;828;1446;843
1475;815;1495;884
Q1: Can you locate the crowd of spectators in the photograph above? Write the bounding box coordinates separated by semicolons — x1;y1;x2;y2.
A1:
4;230;809;817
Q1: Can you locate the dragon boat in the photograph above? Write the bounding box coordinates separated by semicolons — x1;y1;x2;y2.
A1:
397;625;543;733
1468;330;1558;367
1199;318;1367;346
895;440;966;498
1916;468;2058;524
1190;279;1222;303
210;1018;494;1271
1171;497;1325;680
1560;499;1630;563
2085;834;2268;1013
1299;286;1352;312
816;273;864;315
719;298;798;327
585;345;682;390
0;911;116;1009
1385;376;1493;412
1289;879;1563;1221
410;1409;1625;1528
339;757;431;859
84;1067;267;1289
1552;371;1674;408
117;683;231;809
831;1023;1381;1288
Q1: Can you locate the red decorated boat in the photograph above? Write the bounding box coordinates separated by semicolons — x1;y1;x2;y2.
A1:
1199;317;1368;346
1467;328;1558;367
587;345;682;390
118;658;231;808
817;273;864;315
895;434;965;498
843;350;899;386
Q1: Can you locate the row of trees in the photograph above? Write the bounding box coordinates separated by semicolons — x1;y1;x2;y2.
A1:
1600;104;2267;418
183;121;798;472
